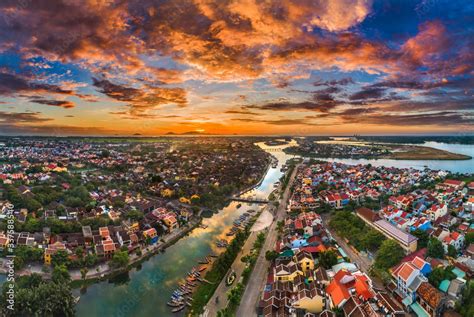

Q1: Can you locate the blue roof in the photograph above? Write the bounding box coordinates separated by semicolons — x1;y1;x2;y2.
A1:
410;302;430;317
451;267;466;279
439;280;450;293
337;247;348;258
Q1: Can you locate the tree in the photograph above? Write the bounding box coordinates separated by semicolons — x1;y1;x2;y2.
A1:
0;275;75;317
52;264;71;284
51;250;70;268
319;250;338;269
411;229;429;249
447;244;458;258
465;232;474;245
374;240;404;270
427;238;445;259
110;251;129;268
428;267;445;287
361;230;385;252
456;280;474;317
80;267;88;280
265;250;279;262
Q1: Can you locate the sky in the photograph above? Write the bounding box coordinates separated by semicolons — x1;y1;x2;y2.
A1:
0;0;472;136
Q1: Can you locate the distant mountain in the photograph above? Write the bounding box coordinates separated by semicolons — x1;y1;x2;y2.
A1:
165;131;214;135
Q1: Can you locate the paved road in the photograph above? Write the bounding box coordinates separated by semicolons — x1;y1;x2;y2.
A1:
236;164;301;317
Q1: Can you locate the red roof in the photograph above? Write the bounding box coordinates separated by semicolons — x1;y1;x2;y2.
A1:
301;245;327;254
354;276;374;300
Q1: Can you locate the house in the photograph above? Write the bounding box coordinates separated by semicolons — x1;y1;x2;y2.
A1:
326;270;374;308
415;282;445;317
442;231;464;252
44;241;67;265
143;228;158;244
294;250;314;272
116;230;131;247
392;261;423;301
426;204;448;222
273;262;304;282
162;214;178;232
0;233;9;250
95;237;116;258
82;226;93;245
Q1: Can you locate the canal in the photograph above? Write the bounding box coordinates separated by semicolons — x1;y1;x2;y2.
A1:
75;142;295;317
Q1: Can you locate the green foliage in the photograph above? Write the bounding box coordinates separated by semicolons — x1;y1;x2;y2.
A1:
374;240;404;270
110;250;129;268
124;210;144;222
13;246;44;270
329;210;386;251
0;274;75;317
265;250;279;261
52;264;71;284
429;266;456;288
319;250;338;269
465;232;474;245
51;250;70;268
456;280;474;317
447;244;458;258
427;238;445;259
411;229;430;249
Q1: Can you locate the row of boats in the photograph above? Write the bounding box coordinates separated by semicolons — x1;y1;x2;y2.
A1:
225;212;251;236
166;255;217;313
167;210;256;313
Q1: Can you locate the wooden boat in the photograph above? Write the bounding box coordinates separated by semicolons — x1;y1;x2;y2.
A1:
171;305;185;313
198;265;207;272
186;301;192;307
209;254;218;258
167;301;183;307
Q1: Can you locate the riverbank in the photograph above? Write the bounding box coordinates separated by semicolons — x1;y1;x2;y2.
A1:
381;144;471;160
0;215;203;287
284;144;471;161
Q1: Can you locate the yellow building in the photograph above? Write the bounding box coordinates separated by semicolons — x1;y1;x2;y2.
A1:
44;241;67;265
179;197;191;204
274;263;304;282
294;251;315;272
161;189;174;197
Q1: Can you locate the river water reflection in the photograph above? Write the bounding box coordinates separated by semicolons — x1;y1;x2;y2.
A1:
75;142;295;317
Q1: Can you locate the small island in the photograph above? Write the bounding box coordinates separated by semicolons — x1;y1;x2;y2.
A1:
382;144;471;160
283;137;472;160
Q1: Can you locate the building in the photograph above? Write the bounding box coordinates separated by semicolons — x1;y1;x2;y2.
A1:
374;220;418;253
415;282;445;317
44;241;67;265
143;228;158;244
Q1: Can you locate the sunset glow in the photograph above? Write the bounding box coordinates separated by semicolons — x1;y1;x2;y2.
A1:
0;0;472;135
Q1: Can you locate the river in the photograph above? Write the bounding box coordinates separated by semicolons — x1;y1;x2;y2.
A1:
75;142;295;317
6;140;472;316
311;141;474;174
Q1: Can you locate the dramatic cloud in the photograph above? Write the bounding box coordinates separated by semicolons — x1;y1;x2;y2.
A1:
0;111;52;123
246;100;337;113
349;87;386;100
93;78;187;116
28;99;75;109
0;0;472;134
0;72;73;96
